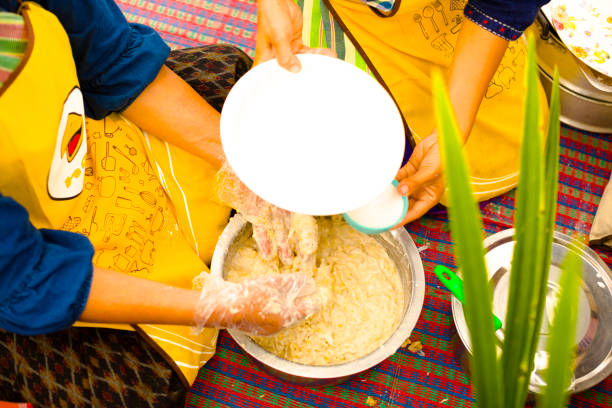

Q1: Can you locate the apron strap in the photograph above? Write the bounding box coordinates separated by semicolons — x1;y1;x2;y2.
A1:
367;0;402;18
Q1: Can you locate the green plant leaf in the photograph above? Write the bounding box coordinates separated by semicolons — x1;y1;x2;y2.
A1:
539;243;582;408
529;67;561;381
502;35;547;408
433;70;502;408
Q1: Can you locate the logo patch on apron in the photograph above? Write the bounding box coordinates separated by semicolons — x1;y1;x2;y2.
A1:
48;86;87;199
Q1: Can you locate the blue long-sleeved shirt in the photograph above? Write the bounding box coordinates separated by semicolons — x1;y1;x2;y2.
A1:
0;0;169;335
0;195;94;335
0;0;170;119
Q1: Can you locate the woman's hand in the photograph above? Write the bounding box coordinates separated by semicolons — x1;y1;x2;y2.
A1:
390;19;510;228
255;0;335;71
216;163;318;268
195;273;322;335
394;133;445;227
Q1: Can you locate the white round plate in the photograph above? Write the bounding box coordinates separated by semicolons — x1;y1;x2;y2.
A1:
220;54;405;215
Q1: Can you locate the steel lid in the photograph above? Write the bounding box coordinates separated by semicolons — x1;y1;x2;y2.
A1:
534;15;612;104
452;229;612;394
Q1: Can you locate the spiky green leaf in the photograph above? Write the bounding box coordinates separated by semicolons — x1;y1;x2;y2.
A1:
502;35;546;408
539;243;582;408
433;70;502;407
529;66;562;384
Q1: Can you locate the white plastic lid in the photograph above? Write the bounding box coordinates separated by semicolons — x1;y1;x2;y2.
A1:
343;180;408;234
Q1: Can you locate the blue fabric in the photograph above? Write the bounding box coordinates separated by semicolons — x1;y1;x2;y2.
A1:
362;0;548;41
0;194;94;335
0;0;170;119
465;0;550;41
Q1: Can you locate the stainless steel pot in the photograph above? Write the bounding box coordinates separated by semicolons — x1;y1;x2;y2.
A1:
452;229;612;394
210;214;425;386
533;13;612;134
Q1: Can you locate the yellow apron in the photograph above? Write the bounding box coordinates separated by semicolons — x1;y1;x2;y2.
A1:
0;2;230;386
324;0;549;201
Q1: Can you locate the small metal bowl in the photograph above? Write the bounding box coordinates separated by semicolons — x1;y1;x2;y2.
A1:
210;214;425;386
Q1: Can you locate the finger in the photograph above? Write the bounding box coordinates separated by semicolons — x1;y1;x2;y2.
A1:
289;213;318;272
396;164;440;197
253;223;276;260
271;207;293;265
396;137;434;179
273;37;301;73
395;161;418;182
289;214;318;256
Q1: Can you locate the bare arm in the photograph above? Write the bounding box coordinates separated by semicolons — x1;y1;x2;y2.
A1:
79;266;205;325
447;18;508;141
122;65;225;168
396;18;508;225
78;266;320;335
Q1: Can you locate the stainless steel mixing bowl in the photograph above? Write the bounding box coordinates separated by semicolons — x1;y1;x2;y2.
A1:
210;214;425;386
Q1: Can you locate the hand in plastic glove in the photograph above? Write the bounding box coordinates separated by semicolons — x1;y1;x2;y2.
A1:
216;163;318;268
394;133;445;227
195;273;322;335
255;0;336;71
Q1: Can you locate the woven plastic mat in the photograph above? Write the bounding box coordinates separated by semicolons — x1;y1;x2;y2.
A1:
186;126;612;407
114;1;612;406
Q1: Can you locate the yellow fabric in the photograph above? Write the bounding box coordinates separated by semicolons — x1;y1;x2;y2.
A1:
0;2;230;385
327;0;549;201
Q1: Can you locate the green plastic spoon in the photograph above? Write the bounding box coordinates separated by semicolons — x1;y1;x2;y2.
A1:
434;265;503;331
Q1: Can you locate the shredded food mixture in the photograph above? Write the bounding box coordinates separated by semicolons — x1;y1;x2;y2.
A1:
225;216;403;365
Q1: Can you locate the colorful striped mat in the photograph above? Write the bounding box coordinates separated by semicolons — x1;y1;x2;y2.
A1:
187;126;612;408
115;0;257;55
114;1;612;406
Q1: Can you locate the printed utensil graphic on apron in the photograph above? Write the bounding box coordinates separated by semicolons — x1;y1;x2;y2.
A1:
101;141;115;171
414;13;429;39
113;145;139;174
433;0;448;25
422;6;439;33
123;186;157;207
115;196;145;213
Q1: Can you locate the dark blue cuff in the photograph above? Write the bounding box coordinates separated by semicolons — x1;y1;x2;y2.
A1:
79;23;170;119
0;0;171;119
0;196;94;335
465;1;549;41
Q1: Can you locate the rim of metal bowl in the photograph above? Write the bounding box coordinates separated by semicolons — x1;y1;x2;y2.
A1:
210;214;425;379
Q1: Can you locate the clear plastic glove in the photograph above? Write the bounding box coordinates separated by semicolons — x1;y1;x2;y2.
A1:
194;273;322;335
216;163;318;268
